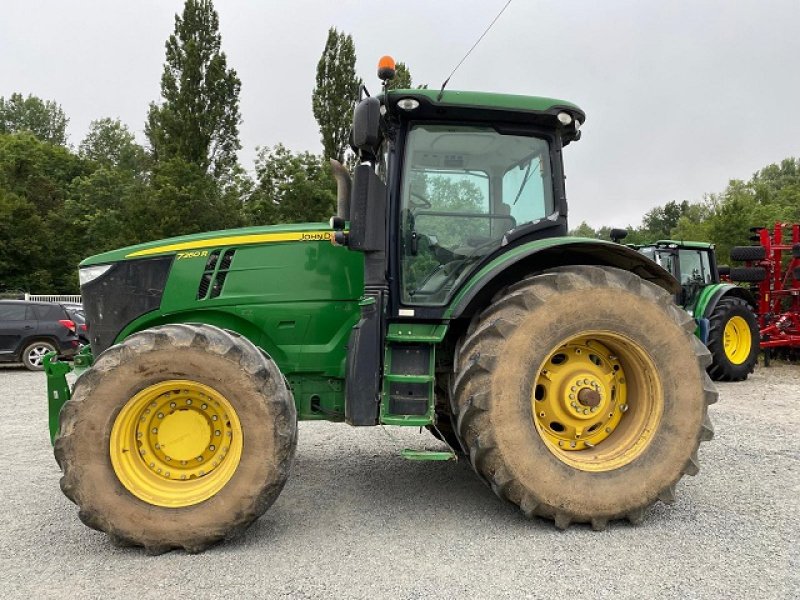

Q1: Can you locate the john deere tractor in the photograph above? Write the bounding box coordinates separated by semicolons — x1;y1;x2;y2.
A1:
635;240;759;381
46;61;717;553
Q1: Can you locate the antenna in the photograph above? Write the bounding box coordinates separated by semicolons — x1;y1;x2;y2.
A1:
436;0;513;101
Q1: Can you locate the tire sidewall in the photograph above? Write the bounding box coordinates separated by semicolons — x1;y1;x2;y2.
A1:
63;337;294;547
485;288;706;519
707;298;759;380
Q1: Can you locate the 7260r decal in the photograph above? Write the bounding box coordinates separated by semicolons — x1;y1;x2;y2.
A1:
176;250;209;260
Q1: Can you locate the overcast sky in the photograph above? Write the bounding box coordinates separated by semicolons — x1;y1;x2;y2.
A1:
2;0;799;227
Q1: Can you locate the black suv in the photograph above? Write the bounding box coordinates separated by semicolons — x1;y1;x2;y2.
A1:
0;301;81;370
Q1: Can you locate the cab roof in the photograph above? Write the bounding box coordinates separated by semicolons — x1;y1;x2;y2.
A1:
642;240;715;250
383;89;585;145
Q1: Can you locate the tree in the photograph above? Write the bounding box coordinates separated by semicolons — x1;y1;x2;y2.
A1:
641;200;691;240
0;132;88;292
386;62;413;90
145;0;242;181
246;145;335;225
312;28;361;162
79;118;149;173
569;221;598;238
0;93;69;146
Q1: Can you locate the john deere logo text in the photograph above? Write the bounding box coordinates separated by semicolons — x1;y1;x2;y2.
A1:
300;233;332;242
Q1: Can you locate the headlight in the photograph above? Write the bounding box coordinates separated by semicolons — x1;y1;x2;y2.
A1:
79;264;113;286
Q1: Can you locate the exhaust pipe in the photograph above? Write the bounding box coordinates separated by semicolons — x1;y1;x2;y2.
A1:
330;158;351;221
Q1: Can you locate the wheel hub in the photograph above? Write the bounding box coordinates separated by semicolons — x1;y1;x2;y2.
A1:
534;338;626;451
723;315;751;365
110;380;242;507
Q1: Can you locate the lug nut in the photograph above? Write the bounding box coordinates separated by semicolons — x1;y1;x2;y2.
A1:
186;399;192;405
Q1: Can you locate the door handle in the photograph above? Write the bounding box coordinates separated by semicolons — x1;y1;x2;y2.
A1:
24;325;34;329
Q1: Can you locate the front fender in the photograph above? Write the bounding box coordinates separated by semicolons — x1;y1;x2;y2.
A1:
447;237;679;320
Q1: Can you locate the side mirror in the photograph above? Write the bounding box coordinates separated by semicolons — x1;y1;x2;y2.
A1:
352;96;381;155
610;228;628;243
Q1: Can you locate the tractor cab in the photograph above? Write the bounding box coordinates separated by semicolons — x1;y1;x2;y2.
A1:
331;73;586;318
637;240;718;311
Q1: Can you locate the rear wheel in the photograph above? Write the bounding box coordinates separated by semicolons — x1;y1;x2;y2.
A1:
451;266;716;530
706;297;759;381
54;324;297;553
22;340;56;371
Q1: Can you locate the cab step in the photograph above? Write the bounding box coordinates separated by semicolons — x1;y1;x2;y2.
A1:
400;449;456;461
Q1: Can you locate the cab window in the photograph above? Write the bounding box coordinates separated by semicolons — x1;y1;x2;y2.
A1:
400;124;553;305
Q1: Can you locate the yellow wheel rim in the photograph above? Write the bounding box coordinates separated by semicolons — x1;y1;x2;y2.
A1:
532;332;663;472
110;380;243;508
723;316;751;365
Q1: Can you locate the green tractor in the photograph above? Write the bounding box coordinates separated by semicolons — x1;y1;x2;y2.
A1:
634;239;759;381
46;66;717;553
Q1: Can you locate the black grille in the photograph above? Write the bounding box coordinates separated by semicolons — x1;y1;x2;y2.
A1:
198;249;235;300
197;272;212;299
81;256;173;354
204;250;220;271
219;249;235;270
210;271;228;298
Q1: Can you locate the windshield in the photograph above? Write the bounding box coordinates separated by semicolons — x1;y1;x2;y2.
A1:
400;124;553;305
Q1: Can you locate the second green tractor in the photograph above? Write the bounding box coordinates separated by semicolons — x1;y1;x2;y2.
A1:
46;64;718;553
636;240;759;381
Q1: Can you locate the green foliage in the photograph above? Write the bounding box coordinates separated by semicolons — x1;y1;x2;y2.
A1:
80;118;149;173
576;158;800;264
146;0;242;181
386;62;412;90
403;173;486;293
246;145;336;225
312;28;361;162
0;133;87;292
0;93;69;146
384;62;427;91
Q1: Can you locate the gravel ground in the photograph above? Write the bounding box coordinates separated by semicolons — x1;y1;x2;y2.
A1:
1;364;798;599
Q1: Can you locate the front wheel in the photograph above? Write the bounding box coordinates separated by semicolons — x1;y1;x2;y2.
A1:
451;266;717;530
706;296;759;381
54;324;297;554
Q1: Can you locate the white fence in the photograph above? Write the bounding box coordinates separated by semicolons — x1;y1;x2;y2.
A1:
24;294;82;304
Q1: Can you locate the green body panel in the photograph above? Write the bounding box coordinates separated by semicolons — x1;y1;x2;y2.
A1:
111;227;365;420
388;89;582;115
79;222;336;266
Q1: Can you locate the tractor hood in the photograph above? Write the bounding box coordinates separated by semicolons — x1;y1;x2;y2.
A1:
79;222;334;267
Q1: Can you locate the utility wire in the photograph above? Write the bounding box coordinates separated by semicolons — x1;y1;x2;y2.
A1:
436;0;514;101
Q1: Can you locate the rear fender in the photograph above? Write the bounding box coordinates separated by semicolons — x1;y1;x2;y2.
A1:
447;238;679;320
696;283;757;319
